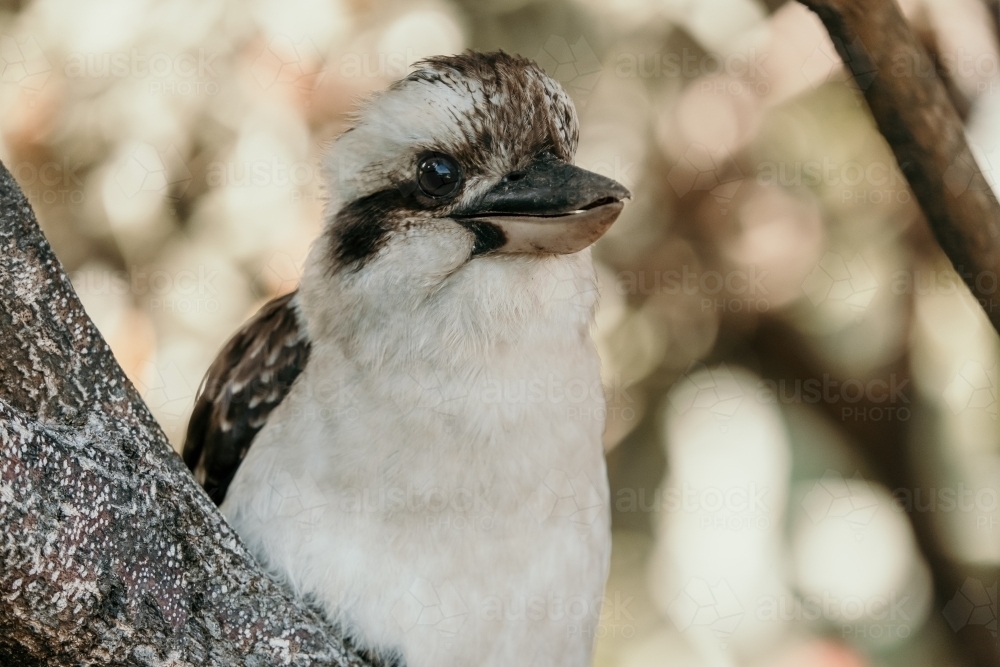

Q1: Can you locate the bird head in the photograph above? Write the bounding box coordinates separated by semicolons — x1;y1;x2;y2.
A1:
303;51;629;356
321;50;628;264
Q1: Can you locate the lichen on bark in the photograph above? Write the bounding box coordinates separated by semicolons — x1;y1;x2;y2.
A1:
0;159;372;666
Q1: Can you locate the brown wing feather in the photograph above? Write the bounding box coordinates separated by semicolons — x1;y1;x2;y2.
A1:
183;291;310;505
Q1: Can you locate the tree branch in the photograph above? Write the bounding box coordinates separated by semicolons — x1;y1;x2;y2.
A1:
799;0;1000;333
0;160;373;666
797;2;1000;665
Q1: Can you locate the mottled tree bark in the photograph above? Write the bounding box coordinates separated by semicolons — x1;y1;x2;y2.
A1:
0;160;373;665
799;0;1000;334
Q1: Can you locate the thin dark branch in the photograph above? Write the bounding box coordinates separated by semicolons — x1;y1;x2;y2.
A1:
797;1;1000;665
799;0;1000;334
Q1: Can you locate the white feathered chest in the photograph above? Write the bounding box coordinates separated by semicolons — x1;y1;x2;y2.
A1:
220;251;611;667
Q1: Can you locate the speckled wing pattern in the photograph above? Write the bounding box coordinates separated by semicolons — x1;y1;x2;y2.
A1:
183;291;310;505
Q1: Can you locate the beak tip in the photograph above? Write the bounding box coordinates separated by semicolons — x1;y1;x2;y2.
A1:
605;179;630;203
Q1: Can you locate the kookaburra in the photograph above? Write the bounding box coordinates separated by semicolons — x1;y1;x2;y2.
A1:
183;51;629;667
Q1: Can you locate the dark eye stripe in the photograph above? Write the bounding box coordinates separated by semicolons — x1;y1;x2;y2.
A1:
329;187;408;270
460;220;507;256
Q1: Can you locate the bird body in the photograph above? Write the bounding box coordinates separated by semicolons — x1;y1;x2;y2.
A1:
184;52;628;667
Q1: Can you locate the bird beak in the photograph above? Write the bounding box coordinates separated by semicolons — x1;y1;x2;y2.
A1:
452;155;630;255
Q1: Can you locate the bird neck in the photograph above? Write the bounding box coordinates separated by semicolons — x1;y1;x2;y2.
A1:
298;232;600;378
292;232;606;495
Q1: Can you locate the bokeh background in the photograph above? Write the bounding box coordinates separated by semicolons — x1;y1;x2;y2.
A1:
2;0;999;665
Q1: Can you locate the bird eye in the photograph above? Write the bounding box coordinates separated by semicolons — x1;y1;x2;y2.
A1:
417;153;462;198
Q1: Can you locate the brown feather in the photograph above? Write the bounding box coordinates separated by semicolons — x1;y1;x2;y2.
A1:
183;291;310;505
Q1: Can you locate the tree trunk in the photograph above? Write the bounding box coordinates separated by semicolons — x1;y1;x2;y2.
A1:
0;159;373;666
